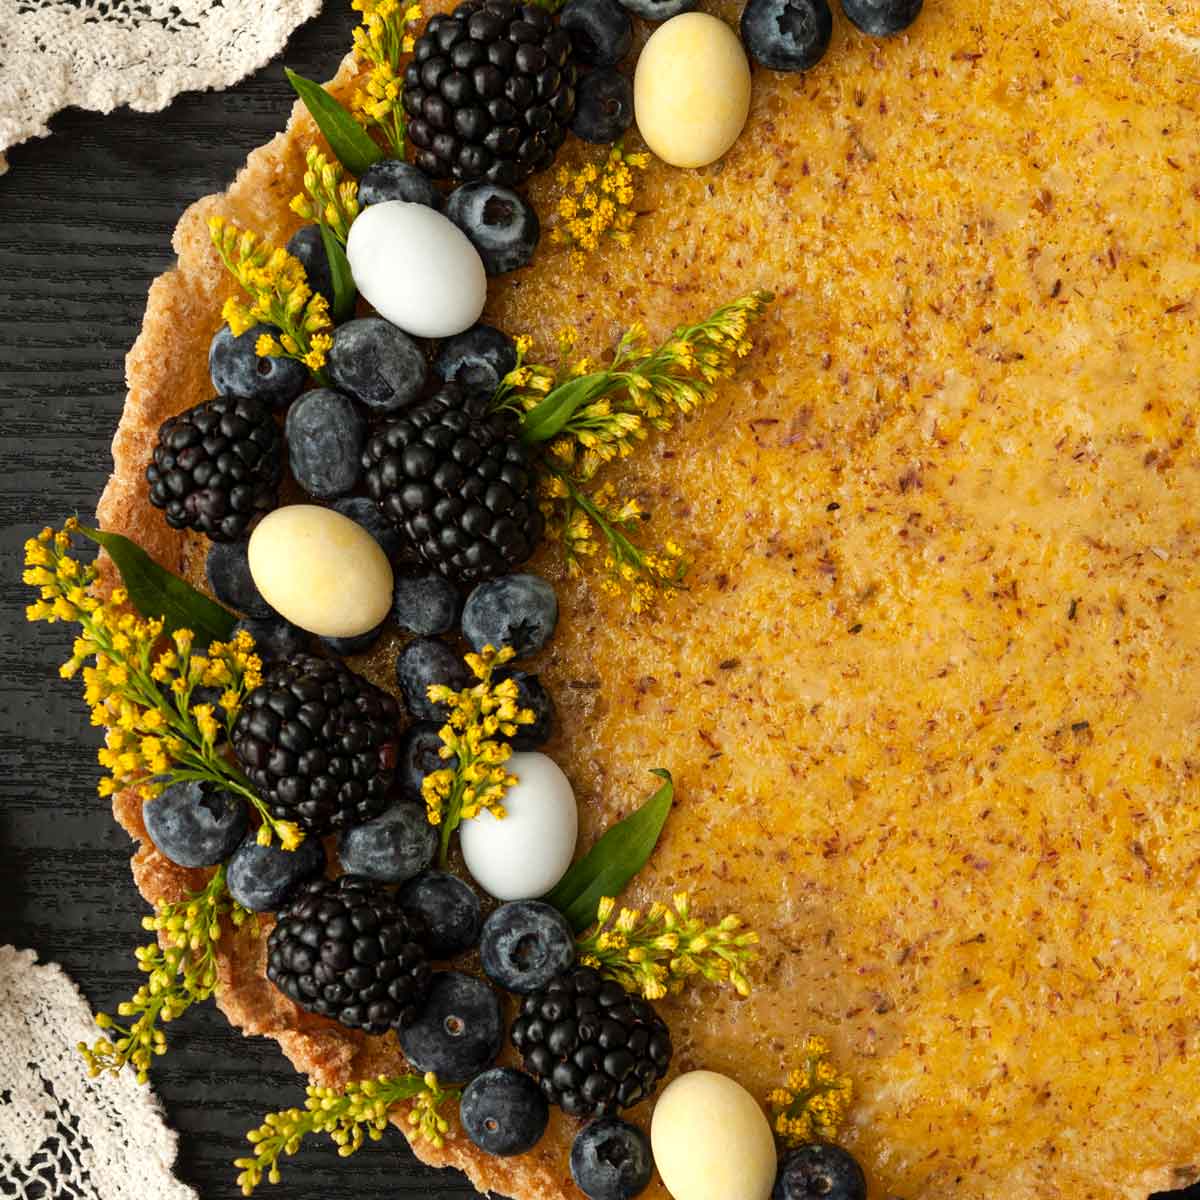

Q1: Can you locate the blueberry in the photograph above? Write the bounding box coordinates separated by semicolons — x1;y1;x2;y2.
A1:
741;0;832;71
571;69;634;144
338;801;437;883
394;570;462;637
285;388;367;499
397;721;456;798
396;638;470;721
285;225;335;307
206;539;271;617
840;0;921;35
444;182;540;276
615;0;694;20
225;832;327;912
460;1067;549;1156
233;616;309;663
480;901;576;994
570;1118;654;1200
398;970;503;1081
398;871;482;957
320;621;386;657
332;496;407;561
142;780;248;868
498;669;555;749
560;0;633;66
462;574;558;658
359;159;443;209
209;323;307;409
433;324;518;398
773;1145;867;1200
328;317;428;412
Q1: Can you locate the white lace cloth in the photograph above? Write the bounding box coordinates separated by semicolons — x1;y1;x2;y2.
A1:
0;946;196;1200
0;0;323;173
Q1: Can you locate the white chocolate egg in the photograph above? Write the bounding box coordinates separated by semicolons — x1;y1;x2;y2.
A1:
634;13;752;169
650;1070;777;1200
346;201;487;338
459;751;578;900
247;504;393;638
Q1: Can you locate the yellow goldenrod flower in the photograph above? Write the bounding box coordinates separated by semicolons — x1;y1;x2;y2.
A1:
551;142;648;264
767;1037;854;1147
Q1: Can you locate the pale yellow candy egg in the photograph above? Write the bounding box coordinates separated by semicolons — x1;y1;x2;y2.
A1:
634;13;752;169
650;1070;777;1200
247;505;394;638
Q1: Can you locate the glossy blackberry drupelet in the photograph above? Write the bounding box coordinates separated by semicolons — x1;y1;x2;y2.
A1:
497;669;555;749
225;832;327;913
559;0;632;67
570;68;634;143
398;870;482;958
393;570;462;636
396;636;471;722
205;539;272;617
338;801;438;884
231;653;402;837
285;226;336;307
740;0;832;71
570;1117;654;1200
511;965;672;1118
327;317;428;413
142;780;248;869
146;395;283;542
433;324;518;398
444;181;540;275
397;721;456;797
332;496;409;561
403;0;578;186
233;615;309;663
461;573;558;656
285;388;367;499
772;1145;867;1200
460;1067;550;1156
398;970;504;1081
208;323;308;409
362;382;544;584
267;874;432;1033
840;0;921;35
480;900;576;994
358;158;444;208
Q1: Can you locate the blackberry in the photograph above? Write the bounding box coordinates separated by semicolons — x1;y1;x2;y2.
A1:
231;653;401;836
267;874;431;1033
511;966;672;1118
403;0;578;186
363;382;544;584
146;395;283;542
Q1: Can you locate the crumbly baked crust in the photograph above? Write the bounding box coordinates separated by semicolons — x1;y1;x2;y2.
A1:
97;3;1200;1198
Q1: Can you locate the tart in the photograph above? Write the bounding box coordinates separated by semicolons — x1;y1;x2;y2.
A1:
54;0;1200;1197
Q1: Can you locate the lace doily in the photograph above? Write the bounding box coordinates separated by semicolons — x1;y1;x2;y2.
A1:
0;946;196;1200
0;0;324;173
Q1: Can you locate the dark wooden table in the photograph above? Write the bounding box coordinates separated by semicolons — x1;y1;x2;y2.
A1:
0;7;1195;1200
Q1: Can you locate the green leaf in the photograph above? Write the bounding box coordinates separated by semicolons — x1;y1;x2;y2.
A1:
544;769;674;932
77;525;237;646
519;372;613;444
320;223;358;321
286;69;383;177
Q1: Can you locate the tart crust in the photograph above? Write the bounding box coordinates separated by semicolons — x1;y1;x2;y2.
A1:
97;3;1200;1198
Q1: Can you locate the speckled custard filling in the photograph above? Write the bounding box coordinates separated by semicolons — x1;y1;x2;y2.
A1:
108;0;1200;1196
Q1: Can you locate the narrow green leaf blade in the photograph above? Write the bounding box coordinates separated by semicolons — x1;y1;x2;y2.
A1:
519;373;612;444
544;769;674;932
78;525;237;646
320;223;358;321
286;68;383;177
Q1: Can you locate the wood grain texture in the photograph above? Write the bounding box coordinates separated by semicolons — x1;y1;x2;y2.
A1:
0;7;1195;1200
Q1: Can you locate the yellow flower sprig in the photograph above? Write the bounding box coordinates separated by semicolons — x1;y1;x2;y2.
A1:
767;1036;854;1148
577;892;759;1001
235;1072;456;1195
497;293;771;611
351;0;423;155
421;645;535;867
22;520;302;850
79;865;255;1083
551;142;650;270
208;215;334;379
290;146;361;244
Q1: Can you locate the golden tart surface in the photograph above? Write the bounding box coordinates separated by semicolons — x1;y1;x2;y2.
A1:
100;1;1200;1196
